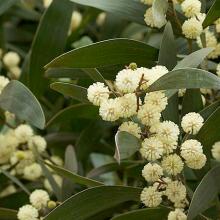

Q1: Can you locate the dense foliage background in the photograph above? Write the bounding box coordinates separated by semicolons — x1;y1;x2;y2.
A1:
0;0;220;219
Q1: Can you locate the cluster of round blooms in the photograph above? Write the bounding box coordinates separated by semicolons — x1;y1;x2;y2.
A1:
17;189;56;220
181;112;204;134
211;141;220;161
168;209;187;220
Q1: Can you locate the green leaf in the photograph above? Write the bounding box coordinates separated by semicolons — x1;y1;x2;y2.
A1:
199;100;220;121
152;0;169;29
188;165;220;220
28;0;73;96
44;186;141;220
45;39;158;69
147;68;220;92
197;107;220;162
50;82;89;103
0;80;45;129
174;48;214;70
114;131;141;164
0;0;17;15
46;104;98;127
64;145;78;173
0;208;17;220
111;208;169;220
69;0;147;25
181;89;203;116
46;162;103;187
203;0;220;28
158;22;177;70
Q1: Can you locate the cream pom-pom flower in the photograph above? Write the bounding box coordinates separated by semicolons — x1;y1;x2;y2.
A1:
165;181;186;203
3;51;20;67
181;0;201;18
17;205;39;220
140;137;163;161
28;135;47;153
87;82;109;106
168;209;187;220
140;186;162;207
30;189;50;210
180;139;203;160
159;138;178;154
150;65;169;83
0;76;9;94
119;121;141;139
115;68;140;93
144;91;168;112
197;29;217;48
144;8;155;28
185;152;206;169
0;134;14;164
99;98;120;121
70;11;82;32
181;112;204;134
14;124;34;144
182;17;203;39
137;104;161;126
161;154;184;175
212;141;220;161
118;93;137;118
156;121;180;142
142;163;163;182
23;163;42;181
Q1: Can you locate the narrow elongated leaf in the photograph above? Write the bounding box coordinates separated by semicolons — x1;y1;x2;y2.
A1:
203;0;220;28
69;0;146;25
0;208;17;220
45;39;158;69
174;48;214;70
46;163;103;187
188;165;220;220
152;0;168;29
44;186;141;220
148;68;220;92
0;80;45;129
46;104;98;127
111;208;169;220
29;0;72;96
0;0;17;15
50;82;89;103
114;131;141;164
199;100;220;120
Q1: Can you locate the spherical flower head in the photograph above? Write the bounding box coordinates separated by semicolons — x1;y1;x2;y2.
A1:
185;152;206;169
118;93;137;118
197;29;217;48
208;43;220;59
115;68;140;93
137;104;161;127
28;135;47;153
144;91;168;112
212;141;220;161
0;76;9;94
0;134;14;164
142;162;163;182
96;12;107;26
181;0;201;18
181;112;204;134
141;0;153;5
17;205;39;220
161;154;184;175
99;98;120;121
70;11;82;31
165;181;186;203
135;67;153;90
3;51;20;67
159;137;178;154
23;163;42;181
149;65;169;85
168;209;187;220
15;124;34;144
30;189;50;210
8;66;21;79
180;139;203;160
216;64;220;77
182;17;203;39
44;175;62;192
144;8;155;28
156;121;180;142
140;137;163;161
51;155;64;166
87;82;109;106
119;121;141;139
140;186;162;207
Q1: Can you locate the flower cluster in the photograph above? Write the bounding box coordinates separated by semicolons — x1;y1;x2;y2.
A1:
17;189;57;220
87;63;206;219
